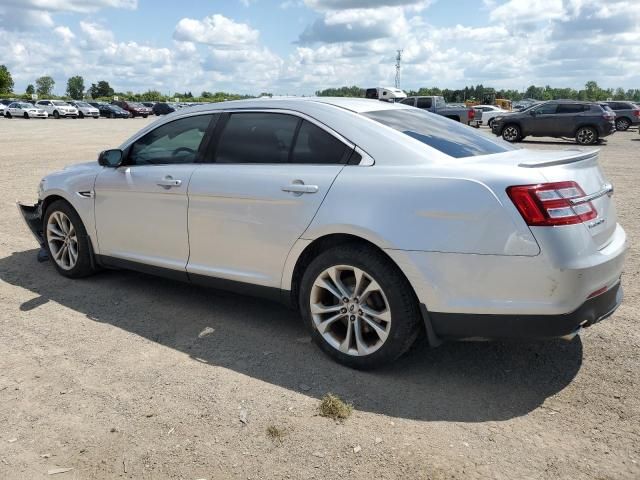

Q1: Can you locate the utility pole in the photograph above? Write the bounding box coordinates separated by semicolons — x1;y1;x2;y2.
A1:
394;50;403;89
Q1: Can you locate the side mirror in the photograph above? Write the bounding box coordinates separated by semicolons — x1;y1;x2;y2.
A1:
98;149;124;167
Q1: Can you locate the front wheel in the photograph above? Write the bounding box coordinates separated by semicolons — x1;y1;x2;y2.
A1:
615;118;630;131
53;110;60;119
488;119;495;129
79;112;84;119
5;112;11;118
109;112;115;119
575;126;598;145
23;112;29;119
43;200;96;278
299;245;421;369
502;124;521;142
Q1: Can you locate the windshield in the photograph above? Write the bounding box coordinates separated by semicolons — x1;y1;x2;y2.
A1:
52;101;68;106
362;108;514;158
19;103;32;108
76;102;90;107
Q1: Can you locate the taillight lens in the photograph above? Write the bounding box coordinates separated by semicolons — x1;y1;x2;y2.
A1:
507;181;597;226
634;109;640;118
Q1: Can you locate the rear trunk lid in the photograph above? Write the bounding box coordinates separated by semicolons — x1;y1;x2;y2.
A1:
517;149;616;249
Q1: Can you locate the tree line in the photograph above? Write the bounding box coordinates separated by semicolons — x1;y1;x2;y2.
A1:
317;81;640;103
0;66;251;103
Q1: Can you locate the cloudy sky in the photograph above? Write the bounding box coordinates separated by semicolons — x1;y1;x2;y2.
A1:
1;0;639;95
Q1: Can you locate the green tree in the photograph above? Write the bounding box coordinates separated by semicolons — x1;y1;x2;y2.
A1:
66;75;85;99
25;84;35;95
89;80;115;98
35;75;55;96
140;90;162;101
0;65;14;94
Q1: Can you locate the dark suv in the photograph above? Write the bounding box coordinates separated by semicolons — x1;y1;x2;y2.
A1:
603;101;640;131
491;100;616;145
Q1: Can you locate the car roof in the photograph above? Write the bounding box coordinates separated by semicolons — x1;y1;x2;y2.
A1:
184;97;407;115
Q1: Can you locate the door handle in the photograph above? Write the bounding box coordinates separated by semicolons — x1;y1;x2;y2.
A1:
281;183;319;194
157;177;182;188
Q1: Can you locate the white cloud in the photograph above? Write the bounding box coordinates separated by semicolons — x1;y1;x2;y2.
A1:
53;25;75;42
79;21;115;48
173;14;259;49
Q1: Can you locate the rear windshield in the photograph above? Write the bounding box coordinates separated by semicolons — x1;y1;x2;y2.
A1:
362;108;514;158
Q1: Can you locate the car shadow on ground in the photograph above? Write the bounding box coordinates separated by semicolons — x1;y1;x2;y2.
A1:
0;249;583;423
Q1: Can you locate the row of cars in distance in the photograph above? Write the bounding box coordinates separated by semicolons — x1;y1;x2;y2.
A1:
488;100;640;145
0;99;161;119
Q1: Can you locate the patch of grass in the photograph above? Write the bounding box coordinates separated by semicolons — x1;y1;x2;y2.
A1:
266;425;287;443
318;393;353;421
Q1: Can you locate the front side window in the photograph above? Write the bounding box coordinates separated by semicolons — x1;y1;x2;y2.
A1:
417;97;432;109
534;103;558;115
363;108;514;158
400;98;414;105
127;114;215;166
214;113;299;164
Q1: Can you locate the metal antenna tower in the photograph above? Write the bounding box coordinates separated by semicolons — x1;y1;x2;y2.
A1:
394;49;403;89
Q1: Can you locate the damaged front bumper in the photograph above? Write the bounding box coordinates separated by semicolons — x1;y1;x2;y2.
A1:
17;200;44;247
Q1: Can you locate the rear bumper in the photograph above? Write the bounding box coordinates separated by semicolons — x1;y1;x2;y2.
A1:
17;201;44;247
425;280;622;340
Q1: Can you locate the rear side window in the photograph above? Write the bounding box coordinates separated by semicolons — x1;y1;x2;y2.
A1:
417;97;432;109
128;114;215;165
292;120;347;164
214;113;299;164
362;108;513;158
557;104;586;114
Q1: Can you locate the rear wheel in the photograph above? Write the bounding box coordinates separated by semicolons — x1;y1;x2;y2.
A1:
299;244;421;369
615;118;630;131
43;200;96;278
488;119;495;129
502;124;521;142
575;126;598;145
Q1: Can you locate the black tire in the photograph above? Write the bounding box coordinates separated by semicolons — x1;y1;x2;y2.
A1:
109;112;115;119
488;119;494;129
501;124;521;142
23;112;29;119
575;126;598;145
5;112;11;119
53;110;60;119
79;111;84;119
143;114;148;118
615;118;630;131
299;244;421;370
43;200;96;279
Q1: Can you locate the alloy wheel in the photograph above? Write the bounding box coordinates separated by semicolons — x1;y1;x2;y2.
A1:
46;211;79;270
576;128;596;145
503;126;519;141
616;119;629;131
310;265;391;356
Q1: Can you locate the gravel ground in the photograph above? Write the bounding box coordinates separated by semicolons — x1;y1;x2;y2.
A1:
0;117;638;480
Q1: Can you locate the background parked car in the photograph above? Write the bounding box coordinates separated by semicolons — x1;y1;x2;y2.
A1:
474;104;509;128
400;95;477;125
111;100;151;118
152;102;177;115
35;100;78;119
491;100;616;145
603;101;640;131
141;102;156;109
89;102;130;118
5;102;48;119
68;101;100;119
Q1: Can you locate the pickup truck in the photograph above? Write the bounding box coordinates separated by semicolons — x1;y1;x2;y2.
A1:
400;96;478;126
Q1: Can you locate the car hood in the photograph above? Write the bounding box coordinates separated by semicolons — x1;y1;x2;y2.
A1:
62;161;102;172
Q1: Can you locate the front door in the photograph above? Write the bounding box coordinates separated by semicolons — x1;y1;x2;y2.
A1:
187;111;352;288
94;113;216;273
524;103;558;136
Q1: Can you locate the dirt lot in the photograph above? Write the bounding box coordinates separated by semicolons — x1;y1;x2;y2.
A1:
0;116;638;480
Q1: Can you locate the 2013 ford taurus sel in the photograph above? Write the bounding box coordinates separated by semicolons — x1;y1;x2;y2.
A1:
18;98;626;369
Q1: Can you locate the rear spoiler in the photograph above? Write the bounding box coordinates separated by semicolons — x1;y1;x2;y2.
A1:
518;149;599;168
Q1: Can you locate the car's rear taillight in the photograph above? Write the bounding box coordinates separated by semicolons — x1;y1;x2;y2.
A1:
507;181;597;226
634;109;640;118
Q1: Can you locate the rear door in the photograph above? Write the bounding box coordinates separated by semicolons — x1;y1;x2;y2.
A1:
555;103;585;136
94;113;217;273
187;111;352;288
